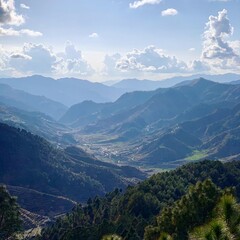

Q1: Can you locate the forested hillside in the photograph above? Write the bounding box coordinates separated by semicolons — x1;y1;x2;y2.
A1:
0;123;144;202
62;79;240;169
0;186;22;239
38;160;240;240
144;180;236;240
0;103;73;144
2;0;240;239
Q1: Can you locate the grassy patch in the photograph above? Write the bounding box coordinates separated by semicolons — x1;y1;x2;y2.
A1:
186;150;208;161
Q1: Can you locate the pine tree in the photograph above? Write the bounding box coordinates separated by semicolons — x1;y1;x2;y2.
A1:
0;185;22;239
190;194;240;240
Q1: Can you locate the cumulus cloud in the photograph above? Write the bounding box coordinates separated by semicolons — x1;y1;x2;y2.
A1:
115;45;188;73
189;60;210;72
0;27;42;36
89;32;99;38
0;45;11;69
102;53;122;76
55;42;94;76
102;9;240;77
201;9;240;70
0;0;41;38
102;46;213;77
161;8;178;16
0;42;94;77
20;3;30;10
10;52;32;60
9;43;57;74
229;40;240;56
129;0;161;9
0;0;24;26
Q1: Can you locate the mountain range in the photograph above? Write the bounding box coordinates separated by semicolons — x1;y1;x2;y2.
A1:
1;74;240;236
0;83;67;119
1;75;240;170
0;102;73;144
64;78;240;132
0;123;145;226
0;73;239;110
109;73;240;92
0;75;125;107
60;78;240;168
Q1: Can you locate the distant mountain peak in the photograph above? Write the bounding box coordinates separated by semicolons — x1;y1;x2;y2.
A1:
190;78;215;85
175;78;217;88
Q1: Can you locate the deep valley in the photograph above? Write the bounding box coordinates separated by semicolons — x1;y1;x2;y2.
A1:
1;75;240;239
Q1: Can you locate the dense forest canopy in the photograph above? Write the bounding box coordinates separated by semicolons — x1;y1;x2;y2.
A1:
0;185;22;239
38;160;240;240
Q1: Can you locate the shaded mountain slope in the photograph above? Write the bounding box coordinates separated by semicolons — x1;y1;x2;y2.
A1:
73;79;240;168
0;103;73;144
0;75;125;107
82;79;240;136
0;83;67;119
39;160;240;240
60;101;109;127
6;185;76;218
138;127;201;165
60;89;158;128
136;102;240;167
0;123;145;203
62;79;239;132
5;185;75;231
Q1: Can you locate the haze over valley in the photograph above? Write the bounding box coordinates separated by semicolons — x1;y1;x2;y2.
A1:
1;0;240;239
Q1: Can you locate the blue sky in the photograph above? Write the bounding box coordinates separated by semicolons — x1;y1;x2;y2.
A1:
0;0;240;81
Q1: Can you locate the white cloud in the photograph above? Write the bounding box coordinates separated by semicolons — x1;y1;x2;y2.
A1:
129;0;161;9
161;8;178;16
201;9;240;71
102;45;214;77
116;45;188;73
189;48;196;52
0;45;11;70
55;42;94;76
89;32;99;38
10;43;57;74
102;53;122;76
0;0;24;26
0;0;41;38
20;3;30;10
10;52;32;60
0;27;18;36
0;27;42;36
189;60;210;72
0;28;42;37
20;29;42;37
0;42;94;77
229;40;240;56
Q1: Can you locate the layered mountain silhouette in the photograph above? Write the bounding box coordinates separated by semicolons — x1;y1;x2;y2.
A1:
60;78;240;168
0;83;67;119
0;75;125;107
67;79;240;132
0;102;72;144
111;73;240;91
0;123;145;200
1;75;240;236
